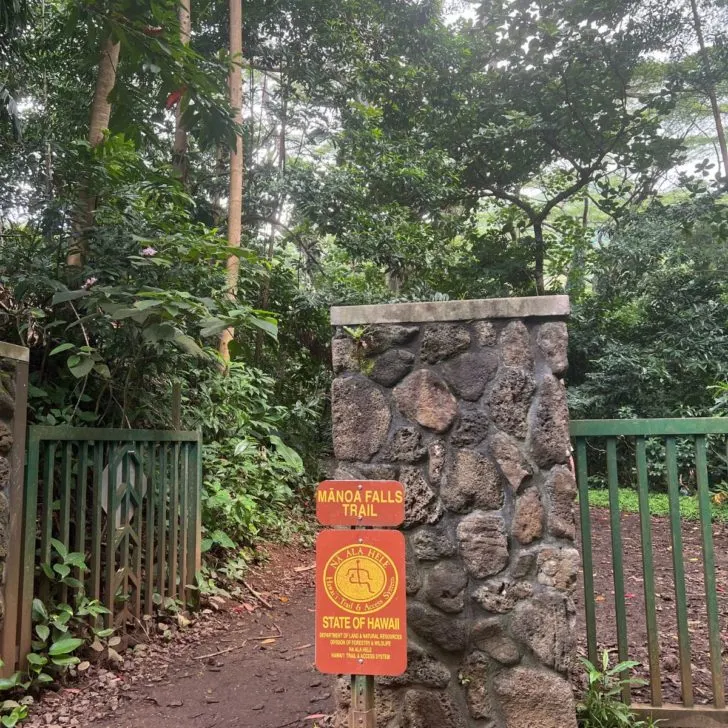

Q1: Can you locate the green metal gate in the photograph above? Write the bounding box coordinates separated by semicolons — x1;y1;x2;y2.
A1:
572;418;728;727
7;426;201;673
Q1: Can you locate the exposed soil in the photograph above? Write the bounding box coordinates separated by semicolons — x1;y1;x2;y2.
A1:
22;509;728;727
574;508;728;706
23;545;335;728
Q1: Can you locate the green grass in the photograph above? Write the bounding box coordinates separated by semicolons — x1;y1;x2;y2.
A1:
586;488;728;523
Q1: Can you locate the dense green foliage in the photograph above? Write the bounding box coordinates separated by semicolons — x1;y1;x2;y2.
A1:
577;652;658;727
1;0;727;550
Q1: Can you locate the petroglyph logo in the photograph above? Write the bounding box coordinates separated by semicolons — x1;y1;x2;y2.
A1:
323;544;399;614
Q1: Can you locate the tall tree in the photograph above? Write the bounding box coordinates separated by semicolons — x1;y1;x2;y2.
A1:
68;32;121;268
219;0;243;363
688;0;728;178
173;0;192;183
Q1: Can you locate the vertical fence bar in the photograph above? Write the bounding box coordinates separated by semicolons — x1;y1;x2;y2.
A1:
1;355;28;675
186;436;201;593
39;441;56;583
665;436;693;707
695;435;725;709
74;442;89;589
606;437;630;703
58;442;73;604
132;445;143;621
120;452;130;619
18;429;41;668
168;443;179;598
178;443;188;603
145;443;156;616
90;443;104;602
157;444;168;601
635;437;662;707
576;437;598;665
105;447;118;629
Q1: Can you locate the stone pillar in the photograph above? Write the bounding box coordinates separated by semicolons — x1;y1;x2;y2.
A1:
0;342;29;671
330;297;578;728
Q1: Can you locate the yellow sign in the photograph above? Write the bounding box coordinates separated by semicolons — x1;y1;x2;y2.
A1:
323;544;399;615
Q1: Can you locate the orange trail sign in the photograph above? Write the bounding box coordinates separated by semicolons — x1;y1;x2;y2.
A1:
316;480;404;527
315;529;407;676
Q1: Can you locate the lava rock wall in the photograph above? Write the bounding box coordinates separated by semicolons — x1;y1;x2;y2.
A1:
330;297;578;728
0;355;17;631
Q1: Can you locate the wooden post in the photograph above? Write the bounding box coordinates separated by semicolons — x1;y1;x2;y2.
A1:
350;674;375;728
0;343;29;675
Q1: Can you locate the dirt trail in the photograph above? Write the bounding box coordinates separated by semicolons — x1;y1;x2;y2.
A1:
26;546;335;728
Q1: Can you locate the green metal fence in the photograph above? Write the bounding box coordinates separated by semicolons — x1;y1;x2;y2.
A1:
7;426;201;673
572;418;728;728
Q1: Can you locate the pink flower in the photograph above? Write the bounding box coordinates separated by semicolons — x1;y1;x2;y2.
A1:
141;247;158;257
82;277;98;289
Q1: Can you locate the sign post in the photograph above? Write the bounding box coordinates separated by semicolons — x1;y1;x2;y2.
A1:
314;480;407;728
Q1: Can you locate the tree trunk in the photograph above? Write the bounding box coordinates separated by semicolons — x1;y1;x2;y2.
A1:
68;34;120;268
689;0;728;179
533;219;545;294
254;65;286;360
173;0;191;184
219;0;243;363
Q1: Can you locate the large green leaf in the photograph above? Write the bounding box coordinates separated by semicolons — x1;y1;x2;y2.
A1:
68;355;95;379
48;638;83;656
51;290;90;305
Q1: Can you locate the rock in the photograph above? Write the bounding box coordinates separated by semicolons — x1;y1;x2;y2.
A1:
362;325;420;355
387;427;427;463
473;321;497;347
489;431;531;492
529;374;570;468
420;324;471;364
374;686;400;726
511;590;576;672
511;549;537;579
334;462;398;481
546;465;577;539
442;450;503;513
371;349;416;387
499;320;533;370
331;337;359;374
0;491;9;558
537;547;580;592
0;456;9;487
472;580;533;614
332;376;391;461
0;422;12;455
537;322;568;376
425;561;468;614
0;386;13;419
488;367;536;439
513;488;544;545
406;539;423;596
379;645;451;689
461;651;495;720
394;370;458;433
403;689;466;728
457;511;508;579
335;675;351;710
472;619;521;665
450;407;490;448
412;525;457;561
407;603;469;652
401;467;442;528
494;667;577;728
427;440;446;484
442;352;498;401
